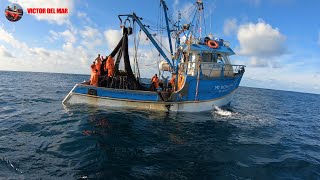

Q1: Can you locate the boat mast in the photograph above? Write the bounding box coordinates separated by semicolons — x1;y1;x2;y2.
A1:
160;0;173;56
196;0;204;101
197;0;204;39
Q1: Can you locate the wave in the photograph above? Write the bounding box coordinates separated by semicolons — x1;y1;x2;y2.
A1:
212;105;232;116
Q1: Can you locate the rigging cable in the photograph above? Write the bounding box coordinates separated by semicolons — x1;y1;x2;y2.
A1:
201;1;207;37
136;29;141;80
133;22;142;80
159;2;163;77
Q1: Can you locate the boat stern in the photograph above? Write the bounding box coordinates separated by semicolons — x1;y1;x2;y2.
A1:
62;84;79;106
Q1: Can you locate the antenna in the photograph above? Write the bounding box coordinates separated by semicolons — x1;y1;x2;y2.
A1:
210;7;212;31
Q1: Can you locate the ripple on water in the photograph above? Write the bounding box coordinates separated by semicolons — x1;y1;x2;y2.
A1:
0;157;23;177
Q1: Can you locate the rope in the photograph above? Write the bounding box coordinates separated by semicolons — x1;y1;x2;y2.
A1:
195;56;201;101
202;6;207;37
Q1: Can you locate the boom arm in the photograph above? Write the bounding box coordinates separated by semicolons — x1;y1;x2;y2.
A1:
160;0;173;56
118;13;174;69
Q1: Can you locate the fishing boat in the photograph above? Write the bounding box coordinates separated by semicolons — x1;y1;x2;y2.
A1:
62;0;245;112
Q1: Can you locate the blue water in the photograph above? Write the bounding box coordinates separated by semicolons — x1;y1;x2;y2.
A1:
0;71;319;179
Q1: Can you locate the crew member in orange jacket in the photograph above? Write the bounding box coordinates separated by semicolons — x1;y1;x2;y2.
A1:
105;56;115;77
95;54;102;76
151;74;159;91
90;62;99;87
169;74;176;91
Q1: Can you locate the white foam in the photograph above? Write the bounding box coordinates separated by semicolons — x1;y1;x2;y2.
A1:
213;105;232;116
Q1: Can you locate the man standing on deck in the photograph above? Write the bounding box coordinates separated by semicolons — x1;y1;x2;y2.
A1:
106;56;115;77
95;54;102;76
151;74;159;91
90;61;99;87
169;74;176;92
104;56;115;87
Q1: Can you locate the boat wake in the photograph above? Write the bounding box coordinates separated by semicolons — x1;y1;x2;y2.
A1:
211;105;275;129
212;105;233;116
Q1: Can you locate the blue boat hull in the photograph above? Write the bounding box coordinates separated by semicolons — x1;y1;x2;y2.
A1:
62;75;243;112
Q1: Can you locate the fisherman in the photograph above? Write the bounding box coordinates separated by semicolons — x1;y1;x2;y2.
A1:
104;56;115;87
99;56;108;87
95;54;101;76
217;54;224;64
106;56;115;77
178;74;184;90
161;75;169;90
100;55;104;70
169;74;176;91
90;61;99;87
95;54;101;61
151;74;159;91
99;56;107;76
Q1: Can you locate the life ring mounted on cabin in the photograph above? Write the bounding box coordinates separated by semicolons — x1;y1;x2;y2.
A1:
207;40;219;49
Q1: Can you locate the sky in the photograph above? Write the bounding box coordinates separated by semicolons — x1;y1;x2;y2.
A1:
0;0;319;94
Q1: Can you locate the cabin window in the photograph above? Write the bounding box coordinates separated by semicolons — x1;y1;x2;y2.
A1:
212;54;218;63
187;53;196;76
189;53;195;62
217;54;224;63
213;54;231;64
223;55;231;64
202;53;212;62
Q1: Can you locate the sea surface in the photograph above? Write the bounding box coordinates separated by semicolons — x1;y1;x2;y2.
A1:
0;71;319;179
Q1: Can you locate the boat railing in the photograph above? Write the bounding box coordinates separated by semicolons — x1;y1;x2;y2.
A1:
184;62;245;78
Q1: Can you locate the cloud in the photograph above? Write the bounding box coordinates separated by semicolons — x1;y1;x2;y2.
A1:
0;26;91;74
0;45;14;58
78;26;103;50
81;39;103;51
75;11;98;31
0;27;28;51
48;29;77;49
241;65;320;94
237;20;287;60
29;47;51;57
104;29;122;50
60;30;77;43
249;57;268;67
80;26;99;39
223;18;238;36
8;0;74;25
77;11;92;24
48;30;59;41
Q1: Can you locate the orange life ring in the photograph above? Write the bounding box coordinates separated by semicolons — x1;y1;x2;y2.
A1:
207;40;219;49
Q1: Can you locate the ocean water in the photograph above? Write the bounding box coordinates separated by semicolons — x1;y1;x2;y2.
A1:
0;71;319;179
